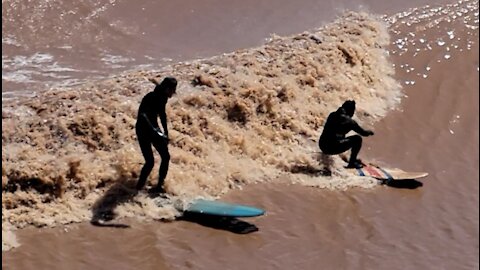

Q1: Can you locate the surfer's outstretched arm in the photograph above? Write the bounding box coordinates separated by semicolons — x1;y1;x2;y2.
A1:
351;121;374;137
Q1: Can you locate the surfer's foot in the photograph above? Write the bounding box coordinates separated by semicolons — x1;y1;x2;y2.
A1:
346;160;363;169
148;186;166;195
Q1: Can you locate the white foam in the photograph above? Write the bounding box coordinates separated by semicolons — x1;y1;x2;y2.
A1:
100;54;135;68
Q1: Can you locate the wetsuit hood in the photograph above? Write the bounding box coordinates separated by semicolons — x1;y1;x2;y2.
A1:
341;100;355;117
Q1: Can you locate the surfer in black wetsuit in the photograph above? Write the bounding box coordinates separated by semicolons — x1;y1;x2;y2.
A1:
319;100;374;169
135;77;177;193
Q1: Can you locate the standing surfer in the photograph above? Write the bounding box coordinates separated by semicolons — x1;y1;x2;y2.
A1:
135;77;177;194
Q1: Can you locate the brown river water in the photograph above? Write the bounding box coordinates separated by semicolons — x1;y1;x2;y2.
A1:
2;0;478;269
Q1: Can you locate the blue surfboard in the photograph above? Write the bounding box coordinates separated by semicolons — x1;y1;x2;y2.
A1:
183;199;265;217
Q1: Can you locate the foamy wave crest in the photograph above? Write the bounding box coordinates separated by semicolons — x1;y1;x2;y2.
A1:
2;12;401;237
2;53;79;83
100;54;136;69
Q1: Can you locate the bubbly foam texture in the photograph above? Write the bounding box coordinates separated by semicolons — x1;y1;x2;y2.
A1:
2;12;400;245
2;222;19;252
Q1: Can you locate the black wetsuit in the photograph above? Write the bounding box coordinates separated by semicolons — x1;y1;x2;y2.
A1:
135;91;170;190
319;107;372;166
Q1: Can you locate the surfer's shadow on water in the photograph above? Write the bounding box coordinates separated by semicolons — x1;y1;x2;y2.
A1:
291;151;336;177
89;178;260;234
381;179;423;189
290;164;332;177
90;178;139;228
178;212;259;234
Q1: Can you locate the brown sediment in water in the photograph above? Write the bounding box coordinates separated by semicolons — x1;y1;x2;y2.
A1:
1;12;401;238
